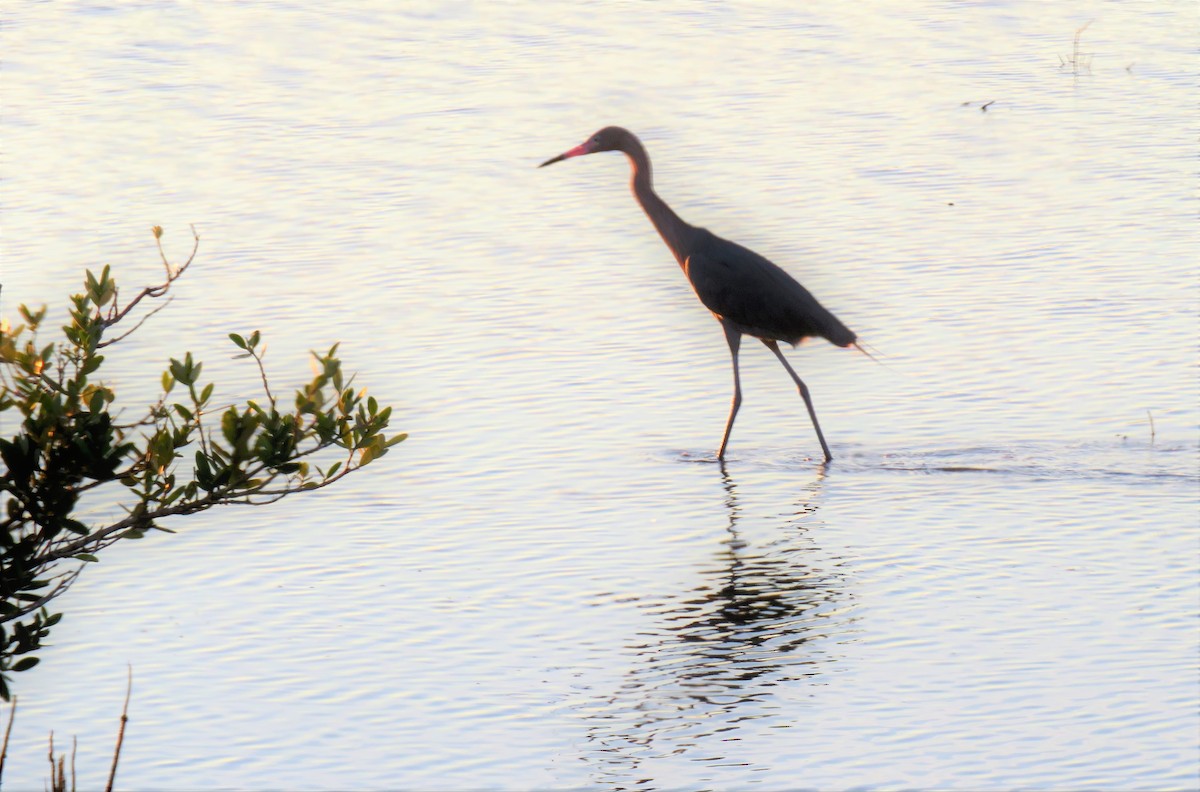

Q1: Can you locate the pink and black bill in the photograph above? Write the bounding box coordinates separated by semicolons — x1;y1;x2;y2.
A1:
538;140;593;168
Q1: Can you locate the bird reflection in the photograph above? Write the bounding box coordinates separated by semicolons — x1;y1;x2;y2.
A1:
581;464;851;787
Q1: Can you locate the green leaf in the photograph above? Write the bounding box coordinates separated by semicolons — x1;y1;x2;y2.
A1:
199;382;214;404
195;450;214;490
12;657;39;673
175;403;194;421
248;330;261;348
229;332;247;349
162;370;175;394
81;353;105;376
73;554;99;563
325;461;342;478
222;408;239;446
19;303;46;327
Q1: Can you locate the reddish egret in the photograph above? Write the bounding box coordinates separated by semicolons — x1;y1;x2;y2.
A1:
540;126;858;462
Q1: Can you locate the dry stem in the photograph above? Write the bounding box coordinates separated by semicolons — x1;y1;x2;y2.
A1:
104;666;131;792
0;696;15;782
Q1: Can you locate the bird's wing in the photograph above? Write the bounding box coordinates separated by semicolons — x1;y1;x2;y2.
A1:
684;234;855;347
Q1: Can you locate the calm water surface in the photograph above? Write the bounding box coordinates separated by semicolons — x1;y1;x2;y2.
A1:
2;1;1197;789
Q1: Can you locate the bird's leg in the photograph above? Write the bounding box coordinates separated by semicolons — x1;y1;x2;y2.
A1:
717;321;742;461
763;340;833;462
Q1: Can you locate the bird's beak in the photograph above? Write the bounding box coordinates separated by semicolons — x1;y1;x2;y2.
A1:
538;142;589;168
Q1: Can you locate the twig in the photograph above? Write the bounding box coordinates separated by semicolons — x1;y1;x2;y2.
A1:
0;568;82;625
1073;20;1092;68
101;226;199;332
0;696;15;782
105;666;131;792
38;492;217;566
980;100;995;112
250;348;276;409
96;296;173;349
1147;410;1155;442
70;737;76;792
47;731;55;791
1062;20;1094;75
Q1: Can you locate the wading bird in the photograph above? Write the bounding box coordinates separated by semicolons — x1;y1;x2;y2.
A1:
540;126;860;462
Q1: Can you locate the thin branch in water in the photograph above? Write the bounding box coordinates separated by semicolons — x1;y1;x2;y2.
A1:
1147;409;1155;443
0;696;15;780
48;731;56;791
1061;20;1094;75
1073;20;1092;69
105;666;131;792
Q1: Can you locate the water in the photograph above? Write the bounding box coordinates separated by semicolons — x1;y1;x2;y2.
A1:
2;2;1197;789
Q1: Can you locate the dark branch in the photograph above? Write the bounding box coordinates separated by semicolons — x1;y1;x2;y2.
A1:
100;226;199;332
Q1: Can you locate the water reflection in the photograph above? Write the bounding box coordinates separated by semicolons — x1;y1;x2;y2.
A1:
581;466;852;787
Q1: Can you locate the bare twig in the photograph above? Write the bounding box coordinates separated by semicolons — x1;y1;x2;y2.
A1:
101;226;199;332
1147;410;1155;442
250;348;276;409
0;568;82;625
1073;20;1092;66
96;296;173;349
104;667;131;792
1062;20;1094;75
980;100;995;112
0;696;15;781
47;731;56;791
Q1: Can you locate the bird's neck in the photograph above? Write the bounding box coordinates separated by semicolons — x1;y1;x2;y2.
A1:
624;140;692;269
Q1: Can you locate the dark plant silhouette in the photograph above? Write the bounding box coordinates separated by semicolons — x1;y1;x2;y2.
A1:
0;227;404;699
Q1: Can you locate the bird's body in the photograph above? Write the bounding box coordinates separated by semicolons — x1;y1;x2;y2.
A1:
540;126;857;462
682;229;856;348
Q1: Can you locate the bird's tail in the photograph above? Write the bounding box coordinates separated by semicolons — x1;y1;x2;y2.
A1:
853;340;880;361
853;340;895;371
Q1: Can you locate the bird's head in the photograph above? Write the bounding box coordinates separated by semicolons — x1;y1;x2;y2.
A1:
539;126;629;168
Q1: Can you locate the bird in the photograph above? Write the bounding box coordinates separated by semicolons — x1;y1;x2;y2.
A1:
539;126;860;463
